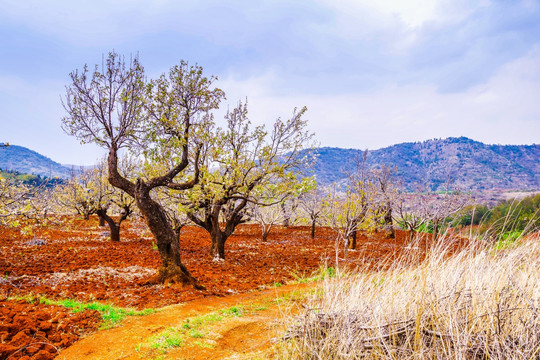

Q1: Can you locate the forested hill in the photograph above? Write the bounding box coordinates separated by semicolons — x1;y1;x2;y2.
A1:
0;145;72;179
3;138;539;191
309;137;540;191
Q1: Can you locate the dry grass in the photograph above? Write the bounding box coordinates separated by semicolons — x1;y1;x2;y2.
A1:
279;235;540;359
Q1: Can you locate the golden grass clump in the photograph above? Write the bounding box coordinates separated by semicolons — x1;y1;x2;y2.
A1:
280;236;540;359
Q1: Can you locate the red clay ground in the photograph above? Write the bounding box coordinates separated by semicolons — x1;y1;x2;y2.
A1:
0;216;470;359
0;299;100;360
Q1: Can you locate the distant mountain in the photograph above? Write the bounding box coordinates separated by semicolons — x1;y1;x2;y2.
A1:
0;145;72;179
2;138;539;191
309;137;540;191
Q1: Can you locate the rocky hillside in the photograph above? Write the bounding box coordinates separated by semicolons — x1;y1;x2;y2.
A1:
2;138;539;191
0;145;72;179
310;137;540;191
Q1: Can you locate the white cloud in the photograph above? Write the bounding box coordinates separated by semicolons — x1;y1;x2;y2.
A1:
0;0;539;165
318;0;438;28
0;0;322;46
218;44;540;149
0;75;104;165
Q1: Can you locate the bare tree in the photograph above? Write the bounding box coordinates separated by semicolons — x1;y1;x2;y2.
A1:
0;177;32;226
298;185;325;239
372;165;398;238
392;192;428;242
393;185;470;242
94;159;137;242
26;185;57;224
55;159;136;242
0;175;56;233
421;189;471;240
280;197;300;228
56;167;106;221
62;52;223;286
323;184;376;266
183;102;313;260
342;150;376;249
251;202;286;242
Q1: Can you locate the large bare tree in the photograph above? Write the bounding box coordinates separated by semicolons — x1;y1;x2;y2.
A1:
62;52;223;286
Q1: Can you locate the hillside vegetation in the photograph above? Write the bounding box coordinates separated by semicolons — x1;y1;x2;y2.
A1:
311;137;540;191
0;145;72;179
3;137;539;191
456;193;540;239
0;169;61;187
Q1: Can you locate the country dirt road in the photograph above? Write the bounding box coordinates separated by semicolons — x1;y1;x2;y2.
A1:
57;283;313;360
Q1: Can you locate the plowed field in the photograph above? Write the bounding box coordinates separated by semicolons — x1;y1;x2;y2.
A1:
0;216;466;359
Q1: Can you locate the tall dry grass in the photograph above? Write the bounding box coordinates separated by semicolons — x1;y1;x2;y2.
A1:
278;234;540;359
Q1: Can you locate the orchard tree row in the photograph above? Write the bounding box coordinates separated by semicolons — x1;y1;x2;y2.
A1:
4;51;526;289
1;146;475;256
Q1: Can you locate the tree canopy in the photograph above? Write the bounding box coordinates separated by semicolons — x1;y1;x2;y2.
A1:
62;51;312;284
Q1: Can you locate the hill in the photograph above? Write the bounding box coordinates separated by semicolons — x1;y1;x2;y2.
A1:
2;138;539;191
0;145;72;179
310;137;540;191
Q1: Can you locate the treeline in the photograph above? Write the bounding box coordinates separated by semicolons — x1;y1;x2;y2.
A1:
0;169;64;187
455;193;540;237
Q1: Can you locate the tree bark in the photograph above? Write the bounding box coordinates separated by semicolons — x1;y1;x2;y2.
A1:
107;149;201;287
310;219;316;239
96;209;120;242
433;220;439;241
173;224;184;242
408;229;415;243
350;230;357;250
281;203;290;228
210;229;226;260
188;198;248;261
136;187;201;286
99;215;106;227
206;211;244;260
384;205;395;239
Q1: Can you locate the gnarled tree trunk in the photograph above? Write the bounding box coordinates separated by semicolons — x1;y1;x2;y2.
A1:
208;209;238;261
210;229;227;260
135;187;201;286
173;224;184;242
310;217;316;239
188;199;248;261
432;220;440;241
107;150;201;288
96;209;121;242
262;225;271;242
96;205;132;243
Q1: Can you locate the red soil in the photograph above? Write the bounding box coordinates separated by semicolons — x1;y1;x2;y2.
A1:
0;299;100;360
0;216;472;359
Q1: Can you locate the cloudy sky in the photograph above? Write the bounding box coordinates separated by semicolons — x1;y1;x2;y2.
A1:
1;0;539;165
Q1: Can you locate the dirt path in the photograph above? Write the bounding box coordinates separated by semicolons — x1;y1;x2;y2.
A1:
56;283;313;360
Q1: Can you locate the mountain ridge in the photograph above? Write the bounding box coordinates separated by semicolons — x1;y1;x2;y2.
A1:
1;137;539;191
310;137;540;191
0;145;72;179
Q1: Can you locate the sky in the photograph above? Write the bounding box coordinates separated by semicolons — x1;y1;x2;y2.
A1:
1;0;540;165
